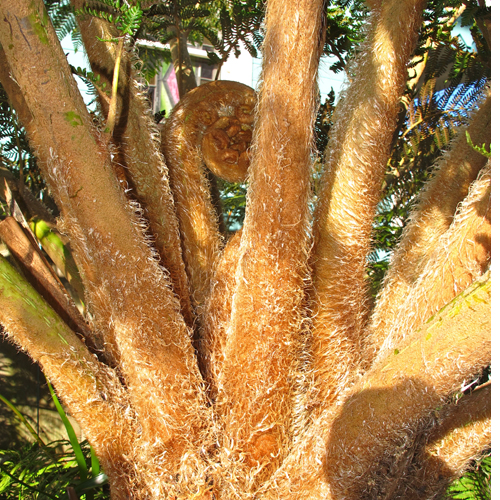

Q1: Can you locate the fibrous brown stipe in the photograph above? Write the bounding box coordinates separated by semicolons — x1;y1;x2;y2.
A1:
258;272;490;500
0;217;89;345
162;81;256;311
211;0;326;490
370;161;491;361
0;1;209;495
200;229;242;400
0;256;138;498
368;91;491;357
308;0;428;412
73;2;193;327
390;385;491;499
327;271;490;498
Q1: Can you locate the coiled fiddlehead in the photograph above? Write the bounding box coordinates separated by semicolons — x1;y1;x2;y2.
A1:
162;80;256;311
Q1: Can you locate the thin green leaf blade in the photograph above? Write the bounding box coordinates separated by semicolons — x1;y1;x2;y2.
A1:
46;379;88;483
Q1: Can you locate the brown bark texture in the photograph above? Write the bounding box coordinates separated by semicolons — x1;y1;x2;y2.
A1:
0;0;491;498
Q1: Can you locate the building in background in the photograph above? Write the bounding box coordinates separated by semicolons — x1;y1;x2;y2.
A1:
135;40;347;115
137;40;225;114
61;36;353;114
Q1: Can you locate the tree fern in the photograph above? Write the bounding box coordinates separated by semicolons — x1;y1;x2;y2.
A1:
138;0;264;68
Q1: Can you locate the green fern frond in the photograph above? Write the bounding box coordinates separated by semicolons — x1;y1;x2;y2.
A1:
460;3;491;29
138;0;264;66
465;131;490;158
78;0;143;37
136;45;172;81
445;454;491;500
70;25;84;51
45;0;78;44
69;65;107;101
180;6;211;20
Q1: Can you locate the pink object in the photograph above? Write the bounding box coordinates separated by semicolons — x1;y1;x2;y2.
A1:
167;67;179;104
